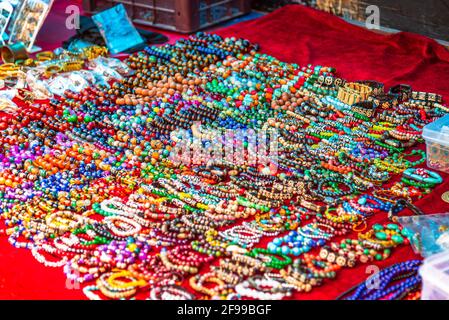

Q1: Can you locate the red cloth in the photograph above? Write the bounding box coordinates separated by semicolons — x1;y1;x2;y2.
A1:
1;4;449;300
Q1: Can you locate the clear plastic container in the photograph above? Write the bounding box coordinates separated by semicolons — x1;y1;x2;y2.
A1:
422;114;449;174
419;250;449;300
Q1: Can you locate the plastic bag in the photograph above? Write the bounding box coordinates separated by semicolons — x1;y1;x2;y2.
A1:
397;212;449;257
92;4;144;54
87;56;131;77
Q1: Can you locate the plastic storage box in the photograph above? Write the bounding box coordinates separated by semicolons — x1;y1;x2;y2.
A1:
82;0;251;33
419;250;449;300
422;114;449;174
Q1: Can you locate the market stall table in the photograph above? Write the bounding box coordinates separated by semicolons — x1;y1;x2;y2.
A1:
1;5;449;300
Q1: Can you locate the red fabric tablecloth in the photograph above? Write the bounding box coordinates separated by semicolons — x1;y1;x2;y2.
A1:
1;4;449;300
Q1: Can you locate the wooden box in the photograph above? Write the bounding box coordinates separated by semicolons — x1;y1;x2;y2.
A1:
316;0;449;42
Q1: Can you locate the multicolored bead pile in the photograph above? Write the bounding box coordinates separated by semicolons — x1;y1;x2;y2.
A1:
0;32;447;300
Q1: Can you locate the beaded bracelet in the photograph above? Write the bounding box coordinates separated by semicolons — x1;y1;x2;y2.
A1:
149;285;195;300
278;270;315;292
368;93;399;110
337;82;373;106
356;80;384;95
411;91;443;104
351;101;377;118
247;248;292;269
189;272;232;297
403;168;442;185
389;84;412;102
235;277;290;300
